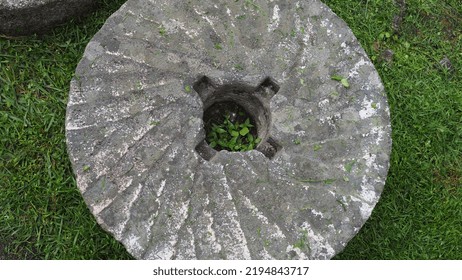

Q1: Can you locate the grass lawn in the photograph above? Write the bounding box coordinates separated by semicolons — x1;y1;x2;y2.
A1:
1;0;461;259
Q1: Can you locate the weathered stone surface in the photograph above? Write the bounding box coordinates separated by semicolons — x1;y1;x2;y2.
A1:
66;0;392;259
0;0;97;36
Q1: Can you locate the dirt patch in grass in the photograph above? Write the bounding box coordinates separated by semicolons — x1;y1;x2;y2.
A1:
434;167;462;196
0;239;17;260
0;238;37;260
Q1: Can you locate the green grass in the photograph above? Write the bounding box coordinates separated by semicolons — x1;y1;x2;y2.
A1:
1;0;461;259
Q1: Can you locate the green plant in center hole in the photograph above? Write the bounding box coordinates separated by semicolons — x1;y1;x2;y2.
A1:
207;115;261;152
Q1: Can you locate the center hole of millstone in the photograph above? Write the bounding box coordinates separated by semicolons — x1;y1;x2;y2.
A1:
193;76;282;161
203;100;259;152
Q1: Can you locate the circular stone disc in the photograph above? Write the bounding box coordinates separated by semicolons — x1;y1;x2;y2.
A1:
66;0;392;259
0;0;97;36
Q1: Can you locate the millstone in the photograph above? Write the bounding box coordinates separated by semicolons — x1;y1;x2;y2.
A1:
0;0;97;36
66;0;392;259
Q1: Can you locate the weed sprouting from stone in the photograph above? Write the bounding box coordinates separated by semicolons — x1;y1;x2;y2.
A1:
206;114;261;152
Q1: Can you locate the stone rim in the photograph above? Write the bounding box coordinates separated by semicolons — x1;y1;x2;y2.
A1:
66;0;392;260
0;0;98;36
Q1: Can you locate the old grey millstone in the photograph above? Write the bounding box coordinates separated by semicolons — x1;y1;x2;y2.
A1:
0;0;97;36
66;0;392;259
